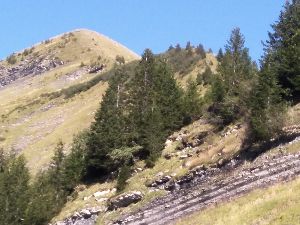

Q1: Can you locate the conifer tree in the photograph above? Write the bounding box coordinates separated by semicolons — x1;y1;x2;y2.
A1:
195;44;206;58
63;131;88;191
182;80;203;124
0;155;30;225
209;28;256;124
86;66;130;175
128;49;182;161
249;52;287;140
216;48;224;62
264;0;300;101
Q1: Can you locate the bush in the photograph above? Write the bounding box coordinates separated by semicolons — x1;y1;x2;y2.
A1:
116;55;125;65
6;54;17;65
197;67;213;85
116;165;131;192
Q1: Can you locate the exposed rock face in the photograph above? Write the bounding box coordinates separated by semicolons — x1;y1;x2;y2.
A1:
116;151;300;225
146;176;172;188
107;191;143;210
53;207;103;225
0;55;64;87
88;64;105;74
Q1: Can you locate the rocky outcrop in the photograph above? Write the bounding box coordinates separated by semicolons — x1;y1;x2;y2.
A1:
0;55;64;87
115;145;300;225
53;207;103;225
88;64;105;74
107;191;143;211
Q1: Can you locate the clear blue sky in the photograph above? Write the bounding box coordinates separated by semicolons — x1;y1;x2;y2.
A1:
0;0;285;61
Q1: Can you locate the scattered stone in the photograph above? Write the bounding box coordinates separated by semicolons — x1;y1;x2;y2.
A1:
187;152;193;157
108;191;143;210
177;173;194;185
156;172;164;177
179;154;188;160
95;197;108;203
164;179;176;191
80;209;92;219
171;173;177;177
164;153;172;160
93;189;110;198
54;206;102;225
83;195;92;201
136;167;143;172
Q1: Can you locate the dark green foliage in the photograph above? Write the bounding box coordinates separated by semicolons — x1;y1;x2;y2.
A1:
86;49;184;178
24;140;83;225
264;0;300;101
175;43;181;52
185;41;192;50
216;48;224;61
197;67;213;85
86;66;131;175
116;165;131;192
208;28;256;125
63;131;88;190
127;49;183;160
24;172;65;225
182;80;203;124
168;45;174;51
195;44;206;59
249;62;287;141
0;154;30;225
161;44;205;75
186;41;193;56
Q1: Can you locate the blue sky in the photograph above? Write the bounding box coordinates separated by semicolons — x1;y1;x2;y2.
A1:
0;0;285;61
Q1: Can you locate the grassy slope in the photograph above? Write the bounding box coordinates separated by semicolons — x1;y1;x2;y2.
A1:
176;177;300;225
53;103;299;224
176;116;300;225
0;29;139;174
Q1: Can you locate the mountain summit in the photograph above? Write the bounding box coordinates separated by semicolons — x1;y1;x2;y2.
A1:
0;29;139;174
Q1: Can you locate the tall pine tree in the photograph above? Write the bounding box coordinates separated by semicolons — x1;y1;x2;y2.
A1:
264;0;300;101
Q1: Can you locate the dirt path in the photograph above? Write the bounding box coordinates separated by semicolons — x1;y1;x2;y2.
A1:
114;151;300;225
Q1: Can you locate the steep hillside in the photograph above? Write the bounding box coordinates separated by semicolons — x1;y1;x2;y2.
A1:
0;31;215;175
0;29;139;174
51;104;299;225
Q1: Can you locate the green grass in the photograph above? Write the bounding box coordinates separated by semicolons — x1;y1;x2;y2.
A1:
176;177;300;225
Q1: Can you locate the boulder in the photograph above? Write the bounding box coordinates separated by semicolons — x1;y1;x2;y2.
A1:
164;179;176;191
163;153;172;160
108;191;143;210
80;209;92;219
177;172;194;185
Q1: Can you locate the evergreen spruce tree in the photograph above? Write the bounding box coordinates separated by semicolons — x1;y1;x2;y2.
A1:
0;155;30;225
249;54;287;141
264;0;300;101
63;131;88;191
209;28;256;124
86;66;130;175
128;49;182;161
175;43;181;52
216;48;224;62
195;44;206;58
182;80;203;124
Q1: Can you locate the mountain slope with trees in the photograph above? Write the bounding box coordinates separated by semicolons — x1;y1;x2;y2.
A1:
0;2;300;225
